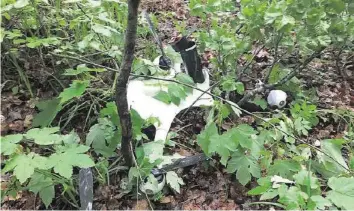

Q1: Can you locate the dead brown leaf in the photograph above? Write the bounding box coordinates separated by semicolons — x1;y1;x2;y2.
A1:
133;199;149;210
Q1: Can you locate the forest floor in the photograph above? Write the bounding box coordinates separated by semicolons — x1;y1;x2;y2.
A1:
1;0;354;210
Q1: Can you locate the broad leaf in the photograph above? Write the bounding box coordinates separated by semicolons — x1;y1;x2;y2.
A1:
59;80;89;104
154;91;171;104
197;122;218;154
3;153;48;183
326;177;354;210
166;171;184;193
25;127;61;145
1;134;23;155
32;98;62;127
47;144;94;178
268;159;301;179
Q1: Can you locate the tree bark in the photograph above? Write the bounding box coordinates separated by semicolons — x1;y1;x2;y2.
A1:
115;0;141;167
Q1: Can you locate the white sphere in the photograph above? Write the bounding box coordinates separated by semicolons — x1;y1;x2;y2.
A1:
267;90;287;108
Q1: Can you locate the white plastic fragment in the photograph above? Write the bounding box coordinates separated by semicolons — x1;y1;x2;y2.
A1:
271;175;295;188
140;174;166;195
127;56;214;142
314;140;321;147
267;90;287;108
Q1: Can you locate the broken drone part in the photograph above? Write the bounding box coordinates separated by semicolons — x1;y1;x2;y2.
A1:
271;175;295;188
127;69;213;141
267;90;287;109
153;55;172;70
170;36;205;83
140;169;166;195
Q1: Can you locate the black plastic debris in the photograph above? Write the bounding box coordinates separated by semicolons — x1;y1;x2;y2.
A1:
170;36;205;83
79;168;93;211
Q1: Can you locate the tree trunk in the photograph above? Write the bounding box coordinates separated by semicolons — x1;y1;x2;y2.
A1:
115;0;141;167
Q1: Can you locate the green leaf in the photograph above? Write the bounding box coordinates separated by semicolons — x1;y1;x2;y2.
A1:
59;80;89;104
208;133;231;166
167;84;187;105
176;73;195;93
308;195;332;210
235;82;245;94
86;118;117;157
227;150;260;185
47;144;94;178
63;64;105;76
143;140;164;163
1;134;23;155
100;102;120;127
251;97;267;110
326;177;354;210
32;98;62;127
237;166;251;185
233;124;257;149
293;170;319;190
260;189;279;200
14;0;29;8
61;131;80;145
25;127;61;145
131;109;144;140
92;24;112;37
248;185;270;195
3;153;48;183
28;172;54;208
128;167;139;182
39;184;55;208
269;159;301;178
197;122;218;154
278;186;308;210
154;91;171;104
166;171;184;193
318;139;349;173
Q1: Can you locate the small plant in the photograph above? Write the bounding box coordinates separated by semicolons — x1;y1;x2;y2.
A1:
1;128;95;208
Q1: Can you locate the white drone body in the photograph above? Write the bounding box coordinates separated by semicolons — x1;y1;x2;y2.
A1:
267;90;287;108
127;56;213;142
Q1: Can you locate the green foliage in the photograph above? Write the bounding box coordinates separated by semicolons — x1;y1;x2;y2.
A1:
154;73;195;105
2;0;354;209
1;129;95;208
166;171;184;193
327;177;354;210
86;118;119;157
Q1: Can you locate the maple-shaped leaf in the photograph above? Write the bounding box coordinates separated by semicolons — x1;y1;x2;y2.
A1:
32;98;62;127
197;123;218;154
1;134;23;155
27;172;55;208
100;101;120;127
86;118;117;157
326;177;354;210
227;150;261;185
25;127;62;145
208;130;238;166
47;144;94;179
166;171;184;193
3;153;49;183
231;124;257;149
59;80;89;104
268;159;301;179
143;140;164;163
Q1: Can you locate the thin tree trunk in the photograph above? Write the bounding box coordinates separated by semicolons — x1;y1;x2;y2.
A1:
115;0;141;167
